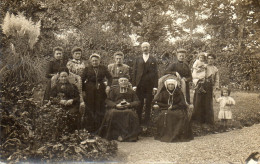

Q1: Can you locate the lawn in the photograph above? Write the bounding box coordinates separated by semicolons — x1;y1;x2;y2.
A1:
145;90;260;137
190;90;260;136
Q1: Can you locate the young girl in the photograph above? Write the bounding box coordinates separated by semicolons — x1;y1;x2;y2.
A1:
192;53;207;93
216;87;236;130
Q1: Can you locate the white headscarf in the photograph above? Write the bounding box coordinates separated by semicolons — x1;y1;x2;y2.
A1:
164;79;178;105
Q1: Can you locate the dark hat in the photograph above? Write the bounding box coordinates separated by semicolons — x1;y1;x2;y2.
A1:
71;46;83;54
176;48;187;53
53;46;64;52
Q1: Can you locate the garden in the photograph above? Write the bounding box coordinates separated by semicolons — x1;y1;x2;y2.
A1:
0;0;260;163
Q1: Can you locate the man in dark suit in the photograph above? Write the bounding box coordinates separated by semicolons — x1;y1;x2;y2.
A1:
132;42;158;127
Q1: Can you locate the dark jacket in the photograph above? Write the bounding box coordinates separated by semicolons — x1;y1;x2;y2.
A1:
106;87;140;109
46;58;67;79
82;65;113;88
154;87;187;110
50;82;80;113
132;55;158;88
108;63;130;85
164;61;192;82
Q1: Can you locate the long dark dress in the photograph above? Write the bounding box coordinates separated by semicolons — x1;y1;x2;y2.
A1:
82;65;112;132
98;87;140;141
154;87;193;142
50;82;80;133
44;58;67;101
192;65;219;125
164;60;192;104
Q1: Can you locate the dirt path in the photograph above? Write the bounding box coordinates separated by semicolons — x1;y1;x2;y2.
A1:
113;124;260;164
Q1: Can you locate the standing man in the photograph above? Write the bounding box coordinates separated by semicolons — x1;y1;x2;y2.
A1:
132;42;158;127
108;51;130;86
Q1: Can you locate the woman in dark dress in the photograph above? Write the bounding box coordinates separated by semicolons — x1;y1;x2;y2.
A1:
98;77;140;141
192;54;219;125
164;49;192;104
50;68;80;133
44;47;67;101
82;53;112;133
154;79;193;142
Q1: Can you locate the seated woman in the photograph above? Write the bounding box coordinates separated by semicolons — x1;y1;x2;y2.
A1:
50;67;80;133
44;47;67;102
153;79;193;142
98;77;140;142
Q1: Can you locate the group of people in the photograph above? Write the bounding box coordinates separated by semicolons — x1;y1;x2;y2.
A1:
43;41;235;143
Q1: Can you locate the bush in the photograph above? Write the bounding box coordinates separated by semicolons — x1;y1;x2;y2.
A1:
0;12;45;86
0;91;118;162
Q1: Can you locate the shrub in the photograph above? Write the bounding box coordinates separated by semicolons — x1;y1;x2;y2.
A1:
0;12;46;100
2;12;40;49
0;92;118;162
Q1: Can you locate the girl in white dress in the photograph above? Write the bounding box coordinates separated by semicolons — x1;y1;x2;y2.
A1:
216;87;236;129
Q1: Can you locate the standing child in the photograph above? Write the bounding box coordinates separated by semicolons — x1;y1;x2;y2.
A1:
215;87;236;130
192;53;207;93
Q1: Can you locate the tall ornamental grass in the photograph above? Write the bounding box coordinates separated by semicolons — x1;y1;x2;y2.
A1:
1;12;45;85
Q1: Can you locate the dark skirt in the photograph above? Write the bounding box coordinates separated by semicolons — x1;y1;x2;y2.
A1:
83;82;107;132
98;109;140;141
185;81;191;104
191;81;214;124
43;79;52;102
155;109;193;142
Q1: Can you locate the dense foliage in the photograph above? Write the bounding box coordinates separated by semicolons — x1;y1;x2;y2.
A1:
1;0;260;87
0;83;117;162
0;1;259;162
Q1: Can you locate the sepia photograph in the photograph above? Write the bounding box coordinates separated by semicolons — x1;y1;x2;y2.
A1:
0;0;260;163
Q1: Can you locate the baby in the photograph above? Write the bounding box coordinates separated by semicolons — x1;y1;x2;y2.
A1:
192;53;207;93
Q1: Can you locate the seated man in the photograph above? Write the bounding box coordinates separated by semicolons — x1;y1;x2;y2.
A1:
98;77;140;142
50;67;80;133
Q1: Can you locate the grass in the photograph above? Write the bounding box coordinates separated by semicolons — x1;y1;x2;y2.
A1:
33;87;260;137
190;90;260;136
144;90;260;137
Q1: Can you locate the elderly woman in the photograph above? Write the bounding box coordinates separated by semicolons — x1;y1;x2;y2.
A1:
154;79;193;142
192;54;220;125
98;77;140;141
50;67;80;133
164;49;192;104
66;46;86;77
44;47;67;101
82;53;112;133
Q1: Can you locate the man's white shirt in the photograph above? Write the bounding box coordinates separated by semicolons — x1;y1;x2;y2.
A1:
143;53;149;63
